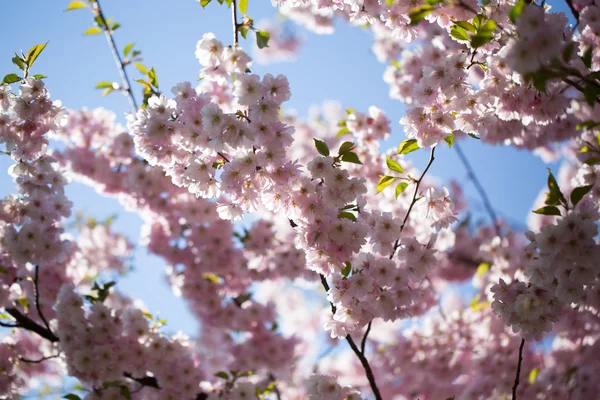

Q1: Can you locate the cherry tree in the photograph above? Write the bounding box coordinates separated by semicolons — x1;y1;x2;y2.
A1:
1;0;600;399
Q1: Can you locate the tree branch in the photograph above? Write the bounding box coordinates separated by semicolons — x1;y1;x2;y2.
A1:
389;146;436;260
453;143;502;237
93;0;139;111
231;0;239;47
512;338;526;400
320;275;383;400
33;265;52;334
5;308;58;342
360;321;372;355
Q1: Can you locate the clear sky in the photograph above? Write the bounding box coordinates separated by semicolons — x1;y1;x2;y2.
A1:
0;0;571;335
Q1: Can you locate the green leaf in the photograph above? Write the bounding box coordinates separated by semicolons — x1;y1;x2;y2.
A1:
584;157;600;166
408;4;433;25
509;0;526;23
65;1;87;10
454;20;476;33
84;27;102;35
102;88;114;96
111;22;121;31
444;132;455;148
472;14;485;30
583;47;593;69
337;127;351;136
450;26;470;41
528;368;540;384
467;132;481;139
32;74;47;79
135;63;149;75
338;212;357;222
545;168;567;207
239;0;248;14
341;261;352;278
123;43;134;57
215;371;229;380
583;83;600;106
2;73;22;85
376;176;396;193
148;67;158;88
471;31;494;48
25;42;48;68
256;30;270;49
341;152;362;164
479;19;497;32
570;185;593;206
338;141;355;155
386;156;404;173
397;138;419;155
12;55;25;71
239;26;249;39
313;138;330;156
95;81;114;89
395;182;409;198
63;395;82;400
200;0;212;6
533;206;561;216
476;262;490;277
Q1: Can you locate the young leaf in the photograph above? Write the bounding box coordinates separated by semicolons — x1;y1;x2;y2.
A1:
450;26;470;41
148;67;159;88
341;152;362;164
123;43;134;57
313;138;330;156
386;156;404;173
256;30;270;49
25;42;48;68
545;168;567;207
11;55;25;71
215;371;229;380
84;27;103;35
63;395;82;400
239;0;248;14
341;262;352;278
2;74;21;85
454;20;476;33
338;141;355;155
200;0;212;6
397;138;419;155
337;127;351;136
32;74;47;79
65;1;87;11
570;185;593;206
338;212;357;222
135;63;149;74
95;81;114;89
408;5;433;25
583;47;593;70
533;206;561;216
444;132;455;148
395;181;409;198
376;176;396;193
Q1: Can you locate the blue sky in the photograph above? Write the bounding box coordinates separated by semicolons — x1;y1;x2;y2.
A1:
0;0;571;335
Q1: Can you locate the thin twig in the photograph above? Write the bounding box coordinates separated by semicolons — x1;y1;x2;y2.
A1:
94;0;139;111
0;321;19;328
512;338;526;400
320;275;383;400
360;321;372;355
268;373;282;400
33;265;52;334
453;143;502;237
231;0;239;47
19;353;61;364
389;147;436;260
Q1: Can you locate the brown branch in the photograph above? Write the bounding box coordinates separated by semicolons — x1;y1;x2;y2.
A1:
93;0;139;111
19;353;61;364
360;321;372;355
231;0;239;47
5;308;58;342
33;265;52;334
512;338;526;400
453;143;502;237
389;147;436;260
320;275;383;400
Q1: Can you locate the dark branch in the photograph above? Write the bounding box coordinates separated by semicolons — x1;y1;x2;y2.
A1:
320;275;382;400
5;308;58;342
94;0;139;111
124;372;161;389
33;265;52;334
19;353;60;364
360;321;372;355
453;143;502;237
512;338;526;400
389;146;436;260
231;0;239;47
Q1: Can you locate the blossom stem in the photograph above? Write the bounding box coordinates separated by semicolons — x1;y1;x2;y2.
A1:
320;275;383;400
33;265;52;335
453;142;502;236
231;0;239;47
512;338;526;400
94;0;139;111
390;146;436;260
